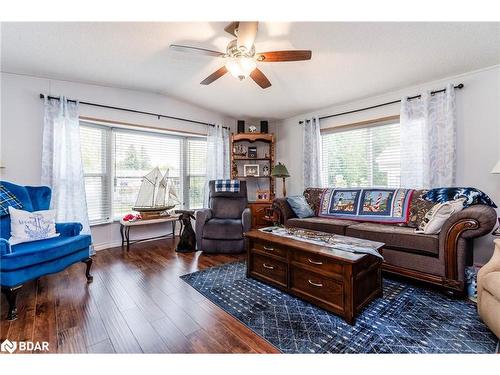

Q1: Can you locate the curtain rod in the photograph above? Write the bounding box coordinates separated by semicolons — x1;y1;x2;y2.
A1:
39;94;230;130
299;83;464;124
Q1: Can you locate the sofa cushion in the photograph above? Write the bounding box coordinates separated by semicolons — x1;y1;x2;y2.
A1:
345;223;439;256
287;217;359;235
406;189;434;228
1;234;91;271
303;188;326;215
287;195;315;218
482;272;500;300
203;219;243;240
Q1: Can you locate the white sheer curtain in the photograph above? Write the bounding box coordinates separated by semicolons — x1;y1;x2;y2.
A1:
41;97;92;244
400;83;457;189
302;116;323;189
204;124;230;207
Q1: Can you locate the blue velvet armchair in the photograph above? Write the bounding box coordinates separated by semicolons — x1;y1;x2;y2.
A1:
0;181;93;321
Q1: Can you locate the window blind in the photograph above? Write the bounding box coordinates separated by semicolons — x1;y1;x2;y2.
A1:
113;129;182;219
80;124;111;224
321;121;401;188
186;139;207;209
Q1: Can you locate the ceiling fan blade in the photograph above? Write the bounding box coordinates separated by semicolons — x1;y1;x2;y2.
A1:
236;22;258;52
224;22;239;37
170;44;224;57
200;66;228;85
250;68;271;89
256;50;312;62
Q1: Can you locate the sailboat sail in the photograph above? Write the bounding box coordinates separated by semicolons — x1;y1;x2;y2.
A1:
135;167;162;208
133;167;180;214
154;170;169;207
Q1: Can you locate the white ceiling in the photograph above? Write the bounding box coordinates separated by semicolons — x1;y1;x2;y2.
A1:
2;22;500;120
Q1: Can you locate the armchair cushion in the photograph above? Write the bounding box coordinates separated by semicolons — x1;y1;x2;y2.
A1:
1;234;91;271
203;219;243;240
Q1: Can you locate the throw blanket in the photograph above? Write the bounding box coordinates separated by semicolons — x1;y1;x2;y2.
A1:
214;179;240;193
319;188;414;224
259;226;384;259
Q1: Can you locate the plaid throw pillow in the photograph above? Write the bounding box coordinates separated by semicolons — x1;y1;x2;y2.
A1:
215;179;240;193
0;184;23;216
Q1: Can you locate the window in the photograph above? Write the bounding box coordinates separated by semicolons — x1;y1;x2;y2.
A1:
80;121;207;225
186;139;207;209
80;124;111;223
321;119;401;188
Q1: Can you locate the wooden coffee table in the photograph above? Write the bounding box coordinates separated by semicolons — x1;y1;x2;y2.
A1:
245;228;384;325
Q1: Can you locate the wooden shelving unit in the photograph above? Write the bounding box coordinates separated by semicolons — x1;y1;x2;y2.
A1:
231;132;275;228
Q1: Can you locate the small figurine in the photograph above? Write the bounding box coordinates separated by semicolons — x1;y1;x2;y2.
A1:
248;125;258;133
262;165;270;176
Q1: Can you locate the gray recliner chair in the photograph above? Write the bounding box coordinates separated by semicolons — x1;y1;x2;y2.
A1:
195;180;251;254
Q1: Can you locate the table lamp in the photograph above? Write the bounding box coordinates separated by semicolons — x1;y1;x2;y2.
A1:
492;159;500;235
271;162;290;197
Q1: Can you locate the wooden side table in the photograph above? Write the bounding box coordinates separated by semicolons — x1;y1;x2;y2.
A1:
248;201;275;229
119;214;180;250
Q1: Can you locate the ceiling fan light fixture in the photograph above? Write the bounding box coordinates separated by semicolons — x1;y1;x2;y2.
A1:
225;56;257;81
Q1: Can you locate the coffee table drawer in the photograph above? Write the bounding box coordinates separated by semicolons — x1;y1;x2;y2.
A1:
252;241;287;259
250;254;287;286
292;251;343;276
290;267;344;309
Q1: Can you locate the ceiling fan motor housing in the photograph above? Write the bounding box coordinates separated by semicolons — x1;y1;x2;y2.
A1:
226;39;255;58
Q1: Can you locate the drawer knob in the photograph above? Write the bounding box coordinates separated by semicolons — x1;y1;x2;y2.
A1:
263;246;274;251
308;279;323;287
263;263;275;270
308;258;323;265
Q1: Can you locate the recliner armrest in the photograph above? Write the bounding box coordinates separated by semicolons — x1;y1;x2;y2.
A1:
0;238;11;255
195;209;212;250
56;222;83;237
242;207;252;232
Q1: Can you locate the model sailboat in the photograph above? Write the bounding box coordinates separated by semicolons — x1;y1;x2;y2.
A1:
133;167;180;219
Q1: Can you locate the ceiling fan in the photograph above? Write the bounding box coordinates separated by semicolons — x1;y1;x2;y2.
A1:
170;22;312;89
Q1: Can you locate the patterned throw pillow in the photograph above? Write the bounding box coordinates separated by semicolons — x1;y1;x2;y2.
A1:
406;189;435;228
286;195;315;219
0;184;23;216
303;188;326;215
422;187;497;208
8;206;59;245
416;198;466;234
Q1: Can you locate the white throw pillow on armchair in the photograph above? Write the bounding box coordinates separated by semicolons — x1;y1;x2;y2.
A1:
8;206;59;245
416;198;466;235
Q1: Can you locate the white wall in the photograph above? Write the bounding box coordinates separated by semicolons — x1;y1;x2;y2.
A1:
275;65;500;264
0;72;236;250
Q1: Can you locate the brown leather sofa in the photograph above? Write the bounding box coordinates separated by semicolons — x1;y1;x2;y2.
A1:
273;188;497;296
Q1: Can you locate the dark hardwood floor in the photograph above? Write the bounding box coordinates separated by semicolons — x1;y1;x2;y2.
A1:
0;238;279;354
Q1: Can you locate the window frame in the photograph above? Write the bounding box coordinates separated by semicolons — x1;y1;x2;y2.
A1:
79;120;207;226
320;115;401;189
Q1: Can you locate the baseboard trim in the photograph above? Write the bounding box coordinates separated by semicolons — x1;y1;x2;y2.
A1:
93;240;123;252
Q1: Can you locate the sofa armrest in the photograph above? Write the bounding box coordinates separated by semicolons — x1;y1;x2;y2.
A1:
56;222;83;237
0;238;11;255
195;209;212;250
242;208;252;233
272;198;297;225
438;205;498;290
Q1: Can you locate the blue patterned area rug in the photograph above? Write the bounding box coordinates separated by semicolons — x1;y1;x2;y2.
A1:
180;261;498;354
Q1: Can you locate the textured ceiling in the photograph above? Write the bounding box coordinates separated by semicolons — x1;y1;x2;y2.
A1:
2;22;500;119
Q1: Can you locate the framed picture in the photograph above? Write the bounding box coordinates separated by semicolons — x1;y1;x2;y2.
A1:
256;189;270;201
243;164;259;177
